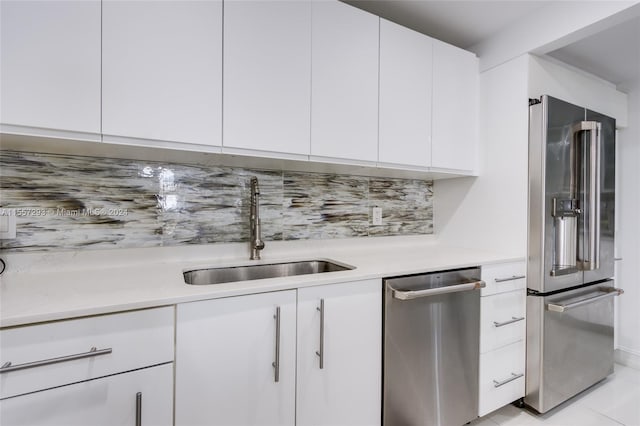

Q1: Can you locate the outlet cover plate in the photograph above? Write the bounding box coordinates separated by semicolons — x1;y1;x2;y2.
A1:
372;207;382;226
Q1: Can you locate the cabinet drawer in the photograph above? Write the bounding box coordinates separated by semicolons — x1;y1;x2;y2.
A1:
479;341;525;417
481;262;526;296
0;363;173;426
0;307;174;399
480;290;525;353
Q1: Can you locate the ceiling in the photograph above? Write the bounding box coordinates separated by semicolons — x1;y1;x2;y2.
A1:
343;0;551;49
547;16;640;92
345;1;640;92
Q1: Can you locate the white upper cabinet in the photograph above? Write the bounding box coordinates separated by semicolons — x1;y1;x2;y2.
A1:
223;0;311;157
102;0;222;147
1;0;479;177
432;39;479;172
379;19;433;168
311;0;379;163
0;0;101;137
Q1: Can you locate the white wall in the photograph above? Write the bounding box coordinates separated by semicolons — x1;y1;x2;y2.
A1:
436;53;632;300
616;82;640;365
435;55;529;256
528;55;628;126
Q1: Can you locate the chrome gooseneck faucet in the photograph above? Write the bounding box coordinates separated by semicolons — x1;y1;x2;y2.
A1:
249;176;265;260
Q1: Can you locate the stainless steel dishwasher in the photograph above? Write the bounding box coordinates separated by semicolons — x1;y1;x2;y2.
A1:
383;267;484;426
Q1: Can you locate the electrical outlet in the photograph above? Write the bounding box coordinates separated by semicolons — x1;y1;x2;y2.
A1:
0;210;16;239
372;207;383;226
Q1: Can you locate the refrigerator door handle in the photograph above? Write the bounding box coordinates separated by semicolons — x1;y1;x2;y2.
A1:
587;120;602;271
547;287;623;313
572;120;602;271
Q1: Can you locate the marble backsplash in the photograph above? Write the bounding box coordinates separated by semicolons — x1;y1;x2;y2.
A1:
0;151;433;252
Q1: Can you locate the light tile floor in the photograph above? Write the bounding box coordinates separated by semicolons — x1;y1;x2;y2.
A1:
474;364;640;426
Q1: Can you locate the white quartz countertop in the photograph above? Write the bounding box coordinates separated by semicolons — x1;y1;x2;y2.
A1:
0;237;523;328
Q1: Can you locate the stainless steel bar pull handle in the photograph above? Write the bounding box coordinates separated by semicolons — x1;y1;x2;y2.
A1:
0;346;112;374
315;299;325;369
587;121;602;270
272;306;281;383
494;275;526;283
136;392;142;426
548;287;623;313
493;372;524;388
573;121;602;271
493;316;525;328
391;280;486;300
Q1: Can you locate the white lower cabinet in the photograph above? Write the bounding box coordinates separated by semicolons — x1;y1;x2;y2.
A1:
175;279;382;426
296;279;381;426
481;261;527;296
0;308;174;399
175;290;297;426
480;289;526;353
0;364;173;426
479;262;526;417
0;307;175;426
479;341;526;417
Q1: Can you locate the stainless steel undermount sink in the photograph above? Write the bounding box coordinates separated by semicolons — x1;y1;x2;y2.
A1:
184;259;354;285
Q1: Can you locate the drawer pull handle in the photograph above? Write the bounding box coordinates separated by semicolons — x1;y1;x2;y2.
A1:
493;372;524;388
0;346;112;374
493;316;525;328
494;275;526;283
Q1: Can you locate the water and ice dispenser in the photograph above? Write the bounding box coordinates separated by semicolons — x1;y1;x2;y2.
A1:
551;197;580;275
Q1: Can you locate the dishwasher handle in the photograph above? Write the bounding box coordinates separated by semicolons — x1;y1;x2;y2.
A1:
391;280;485;301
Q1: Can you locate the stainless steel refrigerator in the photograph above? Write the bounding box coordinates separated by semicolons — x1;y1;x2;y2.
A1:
526;95;624;413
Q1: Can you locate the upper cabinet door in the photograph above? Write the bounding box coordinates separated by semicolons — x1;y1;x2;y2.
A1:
224;0;311;157
379;19;433;168
102;0;222;147
311;1;379;163
0;0;101;136
432;40;479;172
